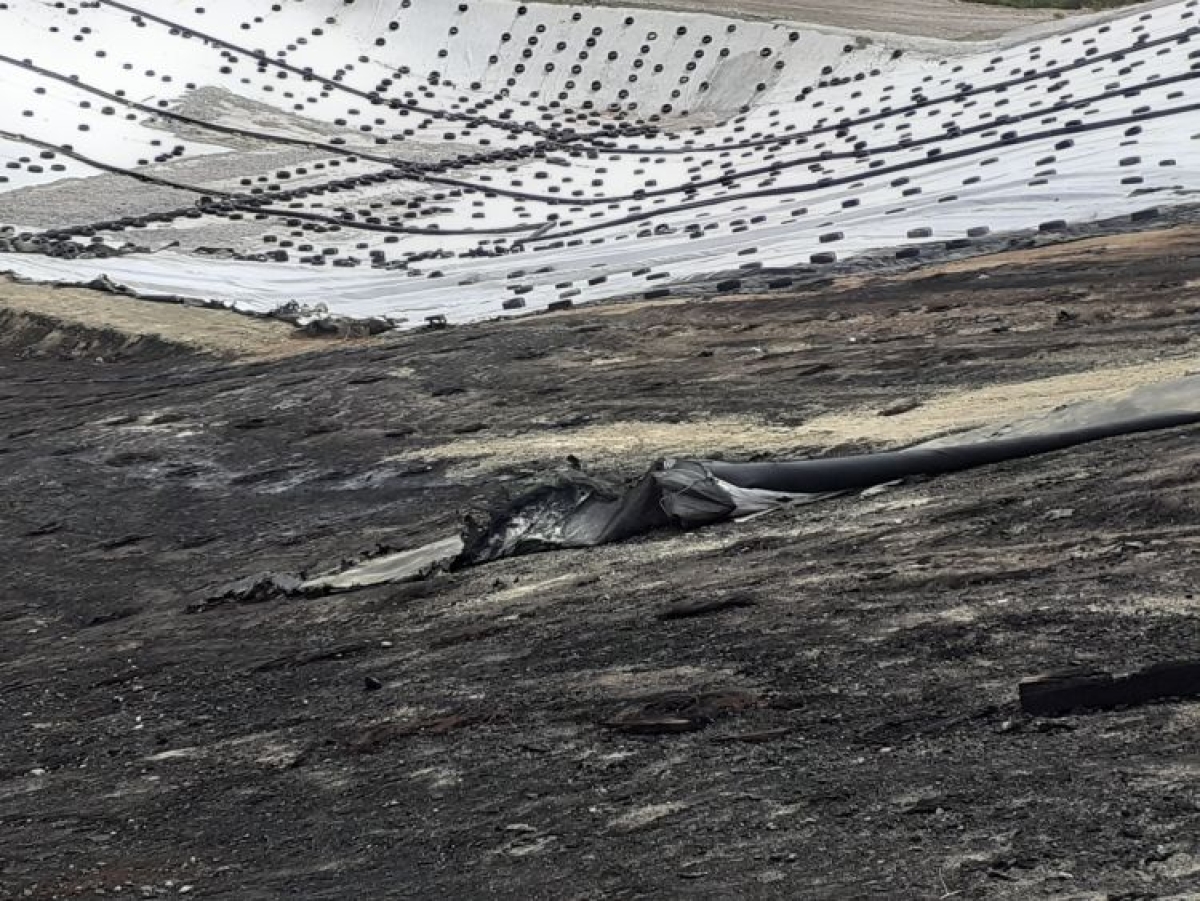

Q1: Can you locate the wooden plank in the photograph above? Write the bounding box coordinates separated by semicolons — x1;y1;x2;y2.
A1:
1019;661;1200;716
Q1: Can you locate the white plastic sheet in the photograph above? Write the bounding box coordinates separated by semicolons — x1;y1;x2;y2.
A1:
0;0;1197;324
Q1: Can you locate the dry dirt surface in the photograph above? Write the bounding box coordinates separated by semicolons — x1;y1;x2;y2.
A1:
3;228;1200;899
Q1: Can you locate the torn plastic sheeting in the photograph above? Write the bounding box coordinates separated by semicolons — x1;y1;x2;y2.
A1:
461;472;673;563
460;398;1200;565
300;536;465;593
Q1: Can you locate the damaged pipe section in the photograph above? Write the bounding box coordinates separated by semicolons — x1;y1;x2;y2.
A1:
284;374;1200;593
459;376;1200;565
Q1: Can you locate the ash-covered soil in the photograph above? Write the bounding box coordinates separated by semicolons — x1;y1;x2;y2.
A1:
2;229;1199;900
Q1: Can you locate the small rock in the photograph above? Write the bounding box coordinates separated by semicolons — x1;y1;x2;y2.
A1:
859;481;900;498
658;593;755;620
363;676;383;692
878;398;923;417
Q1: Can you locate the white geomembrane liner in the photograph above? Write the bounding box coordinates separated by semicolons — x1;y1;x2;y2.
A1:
0;0;1198;325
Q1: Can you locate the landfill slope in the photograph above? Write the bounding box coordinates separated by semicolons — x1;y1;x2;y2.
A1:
0;0;1194;325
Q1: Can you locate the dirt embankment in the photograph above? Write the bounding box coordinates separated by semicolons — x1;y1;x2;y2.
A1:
0;277;348;360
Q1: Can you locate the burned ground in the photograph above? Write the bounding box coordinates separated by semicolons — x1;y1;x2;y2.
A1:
2;229;1199;899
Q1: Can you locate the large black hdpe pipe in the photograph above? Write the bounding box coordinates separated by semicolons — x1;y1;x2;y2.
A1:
461;409;1200;565
702;410;1200;496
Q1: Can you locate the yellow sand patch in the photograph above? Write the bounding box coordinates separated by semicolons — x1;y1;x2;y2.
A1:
800;356;1200;446
400;356;1199;474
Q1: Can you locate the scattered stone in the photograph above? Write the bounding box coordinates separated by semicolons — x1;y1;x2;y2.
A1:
348;713;475;752
789;362;833;377
878;397;923;417
187;572;303;612
84;606;142;628
859;480;901;498
431;621;509;649
657;592;756;620
713;727;792;744
24;521;62;537
602;690;760;734
252;641;372;673
608;801;690;834
602;715;696;735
